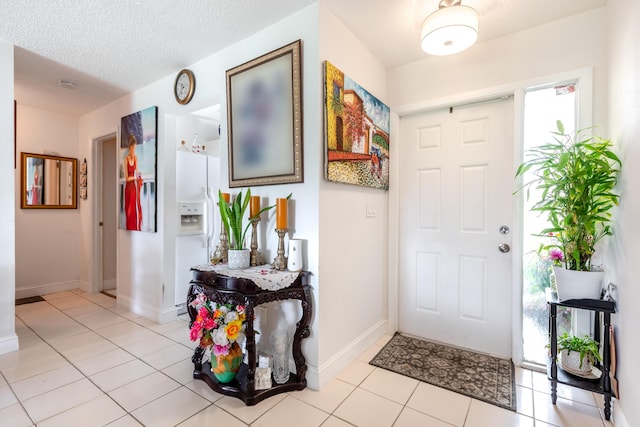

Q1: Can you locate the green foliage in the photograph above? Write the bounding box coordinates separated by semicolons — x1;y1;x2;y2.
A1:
373;134;389;151
219;189;251;250
555;332;602;369
218;189;291;250
515;121;621;271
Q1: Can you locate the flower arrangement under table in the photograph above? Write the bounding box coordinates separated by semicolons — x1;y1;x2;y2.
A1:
186;265;312;405
189;294;247;383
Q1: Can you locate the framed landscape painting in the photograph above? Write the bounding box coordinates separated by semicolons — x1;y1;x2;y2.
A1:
118;106;158;232
324;61;390;190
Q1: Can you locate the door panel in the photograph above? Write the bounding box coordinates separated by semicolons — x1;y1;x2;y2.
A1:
398;98;514;357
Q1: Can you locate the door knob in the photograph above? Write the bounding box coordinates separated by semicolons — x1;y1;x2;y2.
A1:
498;243;510;253
99;221;104;227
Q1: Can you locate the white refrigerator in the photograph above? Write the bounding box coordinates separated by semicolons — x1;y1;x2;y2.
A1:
175;150;220;307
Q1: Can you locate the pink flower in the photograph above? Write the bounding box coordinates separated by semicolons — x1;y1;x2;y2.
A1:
189;324;202;341
213;344;230;357
549;248;564;262
203;317;216;329
189;293;207;308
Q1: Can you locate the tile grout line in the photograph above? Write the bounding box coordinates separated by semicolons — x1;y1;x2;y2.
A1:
79;292;235;426
0;368;37;426
14;297;147;425
13;293;197;426
65;292;206;426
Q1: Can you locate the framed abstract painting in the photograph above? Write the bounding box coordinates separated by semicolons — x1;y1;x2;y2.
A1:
226;40;303;187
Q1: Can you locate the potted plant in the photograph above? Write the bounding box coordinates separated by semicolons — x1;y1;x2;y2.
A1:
218;189;289;269
554;332;602;376
515;120;621;300
219;188;256;269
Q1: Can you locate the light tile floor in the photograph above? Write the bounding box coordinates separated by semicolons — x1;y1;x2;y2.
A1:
0;290;615;426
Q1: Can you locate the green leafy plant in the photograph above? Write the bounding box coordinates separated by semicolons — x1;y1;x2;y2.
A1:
554;332;602;369
218;189;291;250
515;120;621;271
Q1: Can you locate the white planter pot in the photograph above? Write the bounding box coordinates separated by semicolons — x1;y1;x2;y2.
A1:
228;249;250;270
552;267;604;301
560;349;592;374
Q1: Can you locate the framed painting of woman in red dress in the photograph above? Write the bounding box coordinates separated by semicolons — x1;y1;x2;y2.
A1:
119;106;158;232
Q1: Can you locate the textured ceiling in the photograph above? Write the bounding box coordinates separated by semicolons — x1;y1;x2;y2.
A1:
3;0;607;117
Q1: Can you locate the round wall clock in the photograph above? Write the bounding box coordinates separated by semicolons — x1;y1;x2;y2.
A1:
174;69;195;105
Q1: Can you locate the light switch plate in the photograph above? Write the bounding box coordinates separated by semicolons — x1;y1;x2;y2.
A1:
366;201;376;218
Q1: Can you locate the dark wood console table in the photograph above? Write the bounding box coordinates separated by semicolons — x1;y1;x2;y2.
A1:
546;289;615;420
187;267;312;405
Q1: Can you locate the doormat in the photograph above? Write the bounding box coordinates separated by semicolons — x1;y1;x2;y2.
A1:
369;333;516;411
15;296;45;305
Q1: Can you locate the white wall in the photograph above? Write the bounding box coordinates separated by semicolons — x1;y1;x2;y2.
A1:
14;105;81;298
77;3;392;389
316;4;389;382
388;8;608;127
606;0;640;425
0;40;18;355
388;4;638;423
78;3;325;383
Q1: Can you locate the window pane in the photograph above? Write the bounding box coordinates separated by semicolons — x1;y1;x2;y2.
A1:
521;83;577;365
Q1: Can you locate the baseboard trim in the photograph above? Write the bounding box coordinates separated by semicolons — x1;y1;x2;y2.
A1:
15;280;80;300
0;333;19;355
78;280;90;294
116;294;178;324
613;400;630;427
306;320;387;390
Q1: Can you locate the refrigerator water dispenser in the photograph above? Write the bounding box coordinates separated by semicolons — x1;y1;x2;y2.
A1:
178;202;205;235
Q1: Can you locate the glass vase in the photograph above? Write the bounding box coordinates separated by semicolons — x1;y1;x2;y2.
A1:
270;329;292;384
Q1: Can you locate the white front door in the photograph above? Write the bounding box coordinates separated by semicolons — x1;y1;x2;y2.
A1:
398;98;514;357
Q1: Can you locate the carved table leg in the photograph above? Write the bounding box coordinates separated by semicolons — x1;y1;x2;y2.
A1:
292;286;313;382
245;302;257;395
192;346;205;372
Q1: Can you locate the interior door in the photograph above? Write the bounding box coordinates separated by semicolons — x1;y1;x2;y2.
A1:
398;98;514;357
100;136;118;295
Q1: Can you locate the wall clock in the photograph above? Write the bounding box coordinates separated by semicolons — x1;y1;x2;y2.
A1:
174;69;195;105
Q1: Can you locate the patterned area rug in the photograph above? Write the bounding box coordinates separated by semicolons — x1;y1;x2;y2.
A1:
370;333;516;411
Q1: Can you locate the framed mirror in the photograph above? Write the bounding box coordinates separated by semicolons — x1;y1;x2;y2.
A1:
21;152;77;209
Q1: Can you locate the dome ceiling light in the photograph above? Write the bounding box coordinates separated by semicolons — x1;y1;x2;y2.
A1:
421;0;478;56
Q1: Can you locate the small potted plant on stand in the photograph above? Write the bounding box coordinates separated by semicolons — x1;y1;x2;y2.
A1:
515;121;621;300
553;332;603;378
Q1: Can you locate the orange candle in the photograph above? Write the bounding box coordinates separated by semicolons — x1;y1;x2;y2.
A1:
221;192;230;203
276;198;288;229
250;195;260;218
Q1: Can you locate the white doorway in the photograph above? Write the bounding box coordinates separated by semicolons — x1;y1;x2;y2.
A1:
397;97;514;357
94;134;118;297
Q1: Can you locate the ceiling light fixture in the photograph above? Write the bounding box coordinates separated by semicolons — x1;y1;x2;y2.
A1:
58;79;77;90
421;0;478;56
